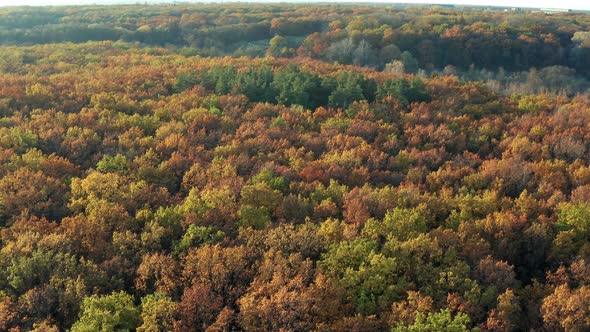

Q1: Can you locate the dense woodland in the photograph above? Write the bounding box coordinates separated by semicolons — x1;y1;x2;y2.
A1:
1;3;590;332
3;3;590;94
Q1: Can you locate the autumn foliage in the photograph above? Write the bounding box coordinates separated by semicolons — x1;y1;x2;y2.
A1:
0;3;590;332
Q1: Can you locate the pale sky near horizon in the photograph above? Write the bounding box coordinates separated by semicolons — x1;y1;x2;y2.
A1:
0;0;589;11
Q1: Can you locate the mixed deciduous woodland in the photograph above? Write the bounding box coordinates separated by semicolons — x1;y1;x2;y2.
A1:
1;3;590;331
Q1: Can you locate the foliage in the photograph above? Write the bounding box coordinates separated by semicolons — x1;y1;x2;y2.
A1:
70;291;139;332
0;4;589;331
392;309;477;332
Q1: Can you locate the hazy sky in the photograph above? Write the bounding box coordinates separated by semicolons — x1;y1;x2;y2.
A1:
1;0;589;11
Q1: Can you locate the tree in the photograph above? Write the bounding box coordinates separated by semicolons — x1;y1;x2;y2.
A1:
137;293;177;332
96;154;128;174
320;238;403;315
236;66;276;103
326;38;355;64
392;309;476;332
0;168;67;224
176;283;221;331
272;63;326;109
542;285;590;331
379;44;401;69
70;291;139;332
238;252;322;331
385;60;406;75
182;245;253;306
324;71;374;109
390;291;434;327
266;35;290;57
238;205;271;230
400;51;419;74
559;202;590;229
362;206;428;242
174;225;224;255
352;39;375;66
135;253;179;295
201;66;237;95
376;77;430;106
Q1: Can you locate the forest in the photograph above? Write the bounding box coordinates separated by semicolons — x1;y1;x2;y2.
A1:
0;3;590;332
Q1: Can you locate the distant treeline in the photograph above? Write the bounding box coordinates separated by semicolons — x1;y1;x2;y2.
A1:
2;43;590;331
2;4;590;78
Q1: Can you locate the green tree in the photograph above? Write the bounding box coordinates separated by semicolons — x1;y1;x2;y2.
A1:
324;71;366;109
236;66;276;103
392;309;476;332
272;63;326;109
321;239;404;314
96;154;128;175
362;206;428;242
137;293;176;332
238;205;271;230
400;51;419;74
201;66;237;95
376;77;430;106
557;202;590;237
267;35;288;57
251;167;288;192
173;224;225;255
71;291;139;332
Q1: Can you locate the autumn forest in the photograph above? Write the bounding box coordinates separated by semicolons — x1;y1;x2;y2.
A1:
1;3;590;331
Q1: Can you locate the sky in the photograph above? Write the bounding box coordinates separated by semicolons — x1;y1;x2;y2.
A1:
0;0;589;11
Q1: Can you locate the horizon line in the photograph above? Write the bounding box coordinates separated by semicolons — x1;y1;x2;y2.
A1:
0;1;588;11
